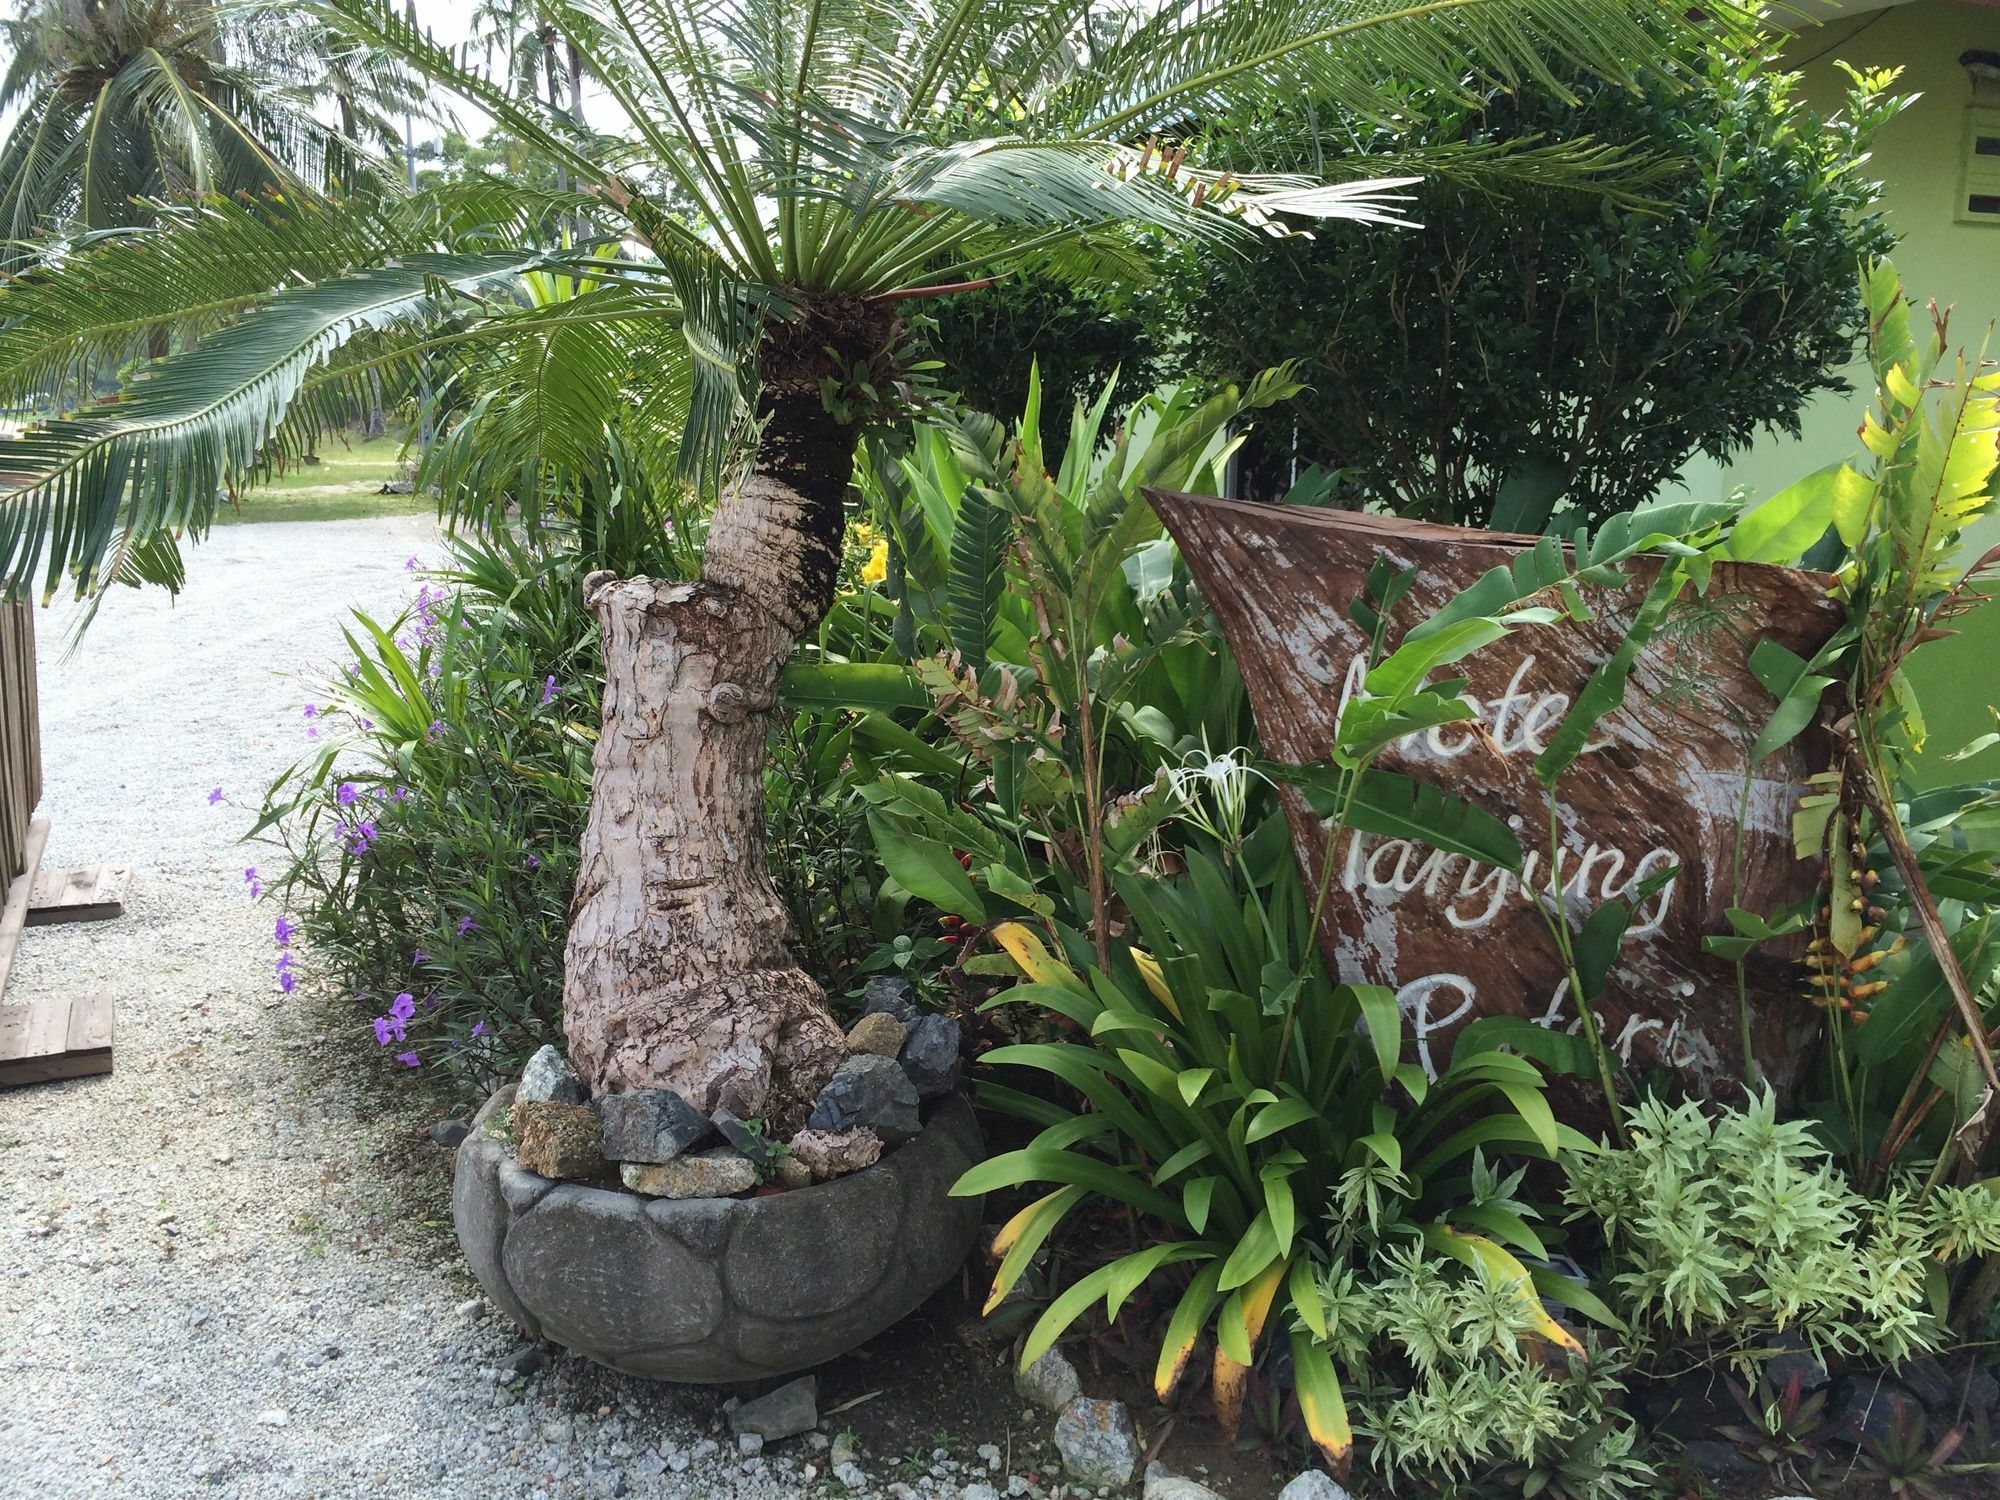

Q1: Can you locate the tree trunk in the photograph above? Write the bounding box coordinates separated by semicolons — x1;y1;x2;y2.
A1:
562;380;858;1130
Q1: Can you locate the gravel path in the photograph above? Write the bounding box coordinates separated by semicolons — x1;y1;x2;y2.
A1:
0;517;1014;1500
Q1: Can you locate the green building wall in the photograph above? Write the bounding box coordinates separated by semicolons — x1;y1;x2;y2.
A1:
1678;0;2000;784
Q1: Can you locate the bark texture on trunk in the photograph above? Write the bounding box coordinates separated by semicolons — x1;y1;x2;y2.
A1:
563;375;866;1131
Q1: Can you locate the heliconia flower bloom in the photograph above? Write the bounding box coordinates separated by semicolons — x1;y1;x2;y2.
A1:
397;1052;420;1068
207;787;224;805
390;992;416;1023
336;783;360;806
274;916;296;945
540;675;558;705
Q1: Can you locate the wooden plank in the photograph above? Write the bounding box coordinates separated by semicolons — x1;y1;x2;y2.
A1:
26;864;131;926
1147;490;1843;1115
0;994;114;1087
0;813;49;999
64;992;113;1054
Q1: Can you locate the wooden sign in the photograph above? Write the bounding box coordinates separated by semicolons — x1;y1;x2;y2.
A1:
1147;492;1842;1105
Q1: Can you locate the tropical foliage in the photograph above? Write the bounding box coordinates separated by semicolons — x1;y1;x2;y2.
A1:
0;0;1764;604
0;0;418;263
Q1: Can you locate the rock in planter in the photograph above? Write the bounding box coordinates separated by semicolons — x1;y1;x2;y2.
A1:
1015;1347;1080;1412
900;1014;961;1098
846;1012;907;1058
788;1127;882;1182
455;1091;985;1382
772;1154;812;1190
729;1374;818;1442
600;1089;712;1164
1053;1396;1140;1488
520;1044;586;1105
621;1148;757;1200
859;976;922;1027
513;1101;603;1179
808;1055;921;1146
1277;1474;1353;1500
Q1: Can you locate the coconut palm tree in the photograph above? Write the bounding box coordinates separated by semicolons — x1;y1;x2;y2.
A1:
0;0;409;264
0;0;1757;1129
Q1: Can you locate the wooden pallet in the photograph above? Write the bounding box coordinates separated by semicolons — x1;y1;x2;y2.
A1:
0;992;113;1086
26;863;131;927
0;817;122;1086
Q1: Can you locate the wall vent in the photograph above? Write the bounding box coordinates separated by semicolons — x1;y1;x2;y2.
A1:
1960;107;2000;225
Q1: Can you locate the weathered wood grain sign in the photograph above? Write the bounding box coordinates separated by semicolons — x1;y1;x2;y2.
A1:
1146;492;1844;1105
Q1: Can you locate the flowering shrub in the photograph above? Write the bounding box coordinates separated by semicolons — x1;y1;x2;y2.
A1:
250;526;600;1094
253;522;886;1095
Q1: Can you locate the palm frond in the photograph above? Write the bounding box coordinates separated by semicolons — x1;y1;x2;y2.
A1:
0;249;544;602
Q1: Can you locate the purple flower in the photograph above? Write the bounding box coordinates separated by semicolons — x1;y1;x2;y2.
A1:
243;867;262;901
540;675;558;705
412;948;429;966
525;853;541;871
372;1016;394;1045
404;555;421;571
396;1051;420;1068
471;1020;488;1039
278;970;296;995
456;916;476;936
207;787;224;805
274;916;296;945
427;720;447;743
303;704;318;720
390;785;410;804
275;952;296;974
336;782;360;806
390;992;416;1023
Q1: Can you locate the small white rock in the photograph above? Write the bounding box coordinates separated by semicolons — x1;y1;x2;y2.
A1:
256;1409;288;1428
1277;1473;1353;1500
455;1297;484;1320
977;1443;1003;1472
738;1432;764;1456
834;1460;867;1488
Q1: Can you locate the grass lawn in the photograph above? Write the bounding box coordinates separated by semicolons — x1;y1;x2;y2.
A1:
216;433;433;525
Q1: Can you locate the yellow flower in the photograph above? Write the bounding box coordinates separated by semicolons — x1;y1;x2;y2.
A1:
860;538;888;586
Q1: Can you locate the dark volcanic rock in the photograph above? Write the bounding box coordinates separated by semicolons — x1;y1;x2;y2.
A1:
806;1055;921;1146
599;1088;713;1164
857;976;921;1028
898;1014;961;1098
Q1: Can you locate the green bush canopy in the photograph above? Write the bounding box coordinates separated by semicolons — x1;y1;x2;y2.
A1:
937;43;1901;527
1163;46;1901;525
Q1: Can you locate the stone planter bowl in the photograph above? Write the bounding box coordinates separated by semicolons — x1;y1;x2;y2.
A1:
453;1085;984;1383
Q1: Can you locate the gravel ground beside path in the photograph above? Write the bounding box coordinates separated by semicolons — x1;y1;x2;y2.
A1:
0;518;749;1500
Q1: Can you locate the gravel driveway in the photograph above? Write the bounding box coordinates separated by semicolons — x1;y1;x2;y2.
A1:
0;518;838;1499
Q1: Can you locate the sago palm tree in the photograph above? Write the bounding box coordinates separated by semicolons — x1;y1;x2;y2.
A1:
0;0;1757;1128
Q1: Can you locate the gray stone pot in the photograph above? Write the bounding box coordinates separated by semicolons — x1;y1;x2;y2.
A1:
453;1084;984;1383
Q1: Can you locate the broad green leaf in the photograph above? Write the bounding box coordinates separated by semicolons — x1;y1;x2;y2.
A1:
1290;1331;1354;1468
868;814;986;921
